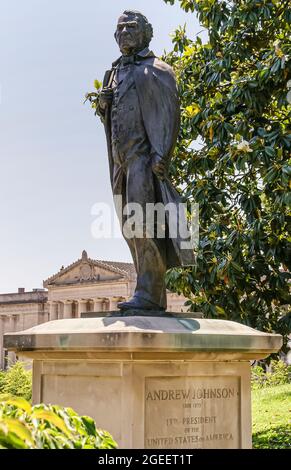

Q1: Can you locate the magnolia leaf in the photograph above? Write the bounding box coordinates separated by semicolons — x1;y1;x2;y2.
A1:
81;416;97;436
215;306;226;316
185;103;201;118
94;79;102;90
2;418;34;446
0;395;32;413
31;410;72;438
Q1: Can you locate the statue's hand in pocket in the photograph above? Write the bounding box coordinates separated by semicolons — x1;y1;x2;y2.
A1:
152;154;166;180
99;88;114;110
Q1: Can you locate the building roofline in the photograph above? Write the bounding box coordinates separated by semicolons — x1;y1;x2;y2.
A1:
43;251;135;287
0;290;47;297
0;298;48;306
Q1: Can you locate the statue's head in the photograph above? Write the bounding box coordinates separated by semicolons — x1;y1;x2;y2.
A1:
115;10;153;56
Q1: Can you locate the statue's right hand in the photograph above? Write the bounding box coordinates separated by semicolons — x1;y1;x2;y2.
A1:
99;88;114;109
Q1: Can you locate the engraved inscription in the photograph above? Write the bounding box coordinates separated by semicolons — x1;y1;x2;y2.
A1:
145;376;240;449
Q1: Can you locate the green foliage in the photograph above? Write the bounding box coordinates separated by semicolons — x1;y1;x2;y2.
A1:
84;80;102;115
0;396;117;449
0;371;5;392
0;362;32;402
251;359;291;389
252;383;291;448
163;0;291;350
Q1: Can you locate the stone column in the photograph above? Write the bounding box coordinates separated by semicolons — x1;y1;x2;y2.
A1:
57;302;62;320
1;316;8;370
49;302;58;321
102;298;110;312
37;303;48;325
55;302;63;320
6;315;14;334
71;302;77;318
109;298;119;311
77;300;87;318
63;301;73;320
12;315;18;331
93;299;103;312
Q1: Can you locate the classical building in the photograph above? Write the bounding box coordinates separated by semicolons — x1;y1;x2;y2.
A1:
0;251;188;369
0;288;48;370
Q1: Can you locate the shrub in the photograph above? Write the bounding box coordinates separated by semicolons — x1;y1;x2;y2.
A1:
163;0;291;353
0;395;117;449
0;372;6;393
251;360;291;389
0;362;32;401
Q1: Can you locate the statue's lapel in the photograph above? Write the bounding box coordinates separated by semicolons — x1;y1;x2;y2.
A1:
116;73;135;102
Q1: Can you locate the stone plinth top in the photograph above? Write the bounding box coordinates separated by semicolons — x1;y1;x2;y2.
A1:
4;315;282;360
81;310;203;319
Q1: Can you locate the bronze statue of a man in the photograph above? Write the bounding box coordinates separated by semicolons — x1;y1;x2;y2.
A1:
97;10;194;311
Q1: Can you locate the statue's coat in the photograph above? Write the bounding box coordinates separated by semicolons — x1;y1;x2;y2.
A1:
101;51;195;269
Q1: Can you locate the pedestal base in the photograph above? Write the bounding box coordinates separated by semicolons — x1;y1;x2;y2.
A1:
4;314;282;449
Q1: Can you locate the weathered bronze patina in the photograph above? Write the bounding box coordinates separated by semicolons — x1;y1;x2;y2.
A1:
97;10;195;311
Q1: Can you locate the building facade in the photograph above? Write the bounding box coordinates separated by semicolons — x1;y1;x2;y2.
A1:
0;251;188;369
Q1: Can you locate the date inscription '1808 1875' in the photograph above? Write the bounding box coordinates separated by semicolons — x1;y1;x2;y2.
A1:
145;376;241;449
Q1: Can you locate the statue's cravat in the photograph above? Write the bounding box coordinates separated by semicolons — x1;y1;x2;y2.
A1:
121;55;136;66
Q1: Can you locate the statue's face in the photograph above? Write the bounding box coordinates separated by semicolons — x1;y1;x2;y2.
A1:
115;14;145;55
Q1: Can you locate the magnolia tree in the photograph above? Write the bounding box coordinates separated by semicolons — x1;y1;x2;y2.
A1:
163;0;291;350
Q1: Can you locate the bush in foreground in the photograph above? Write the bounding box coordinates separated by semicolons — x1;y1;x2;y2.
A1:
0;362;32;402
0;396;117;449
251;359;291;389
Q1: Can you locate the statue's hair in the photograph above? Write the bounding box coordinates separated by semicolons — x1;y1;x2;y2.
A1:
117;10;153;48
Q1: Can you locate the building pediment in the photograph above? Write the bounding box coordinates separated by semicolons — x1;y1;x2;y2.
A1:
43;251;135;287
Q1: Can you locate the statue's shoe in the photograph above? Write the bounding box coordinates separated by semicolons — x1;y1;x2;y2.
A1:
117;297;165;311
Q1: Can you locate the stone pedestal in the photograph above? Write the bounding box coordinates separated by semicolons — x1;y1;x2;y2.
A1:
4;313;282;449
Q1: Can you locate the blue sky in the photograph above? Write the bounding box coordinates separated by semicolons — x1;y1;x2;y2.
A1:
0;0;202;293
